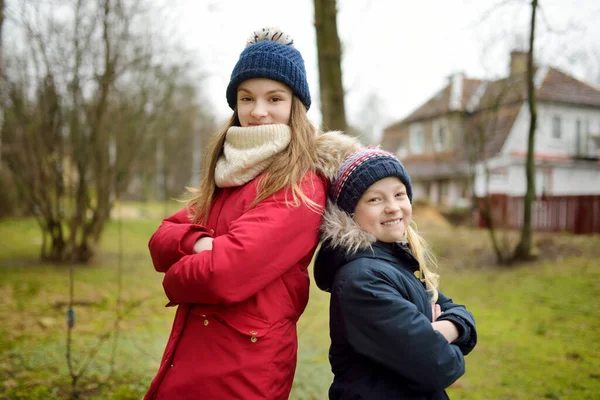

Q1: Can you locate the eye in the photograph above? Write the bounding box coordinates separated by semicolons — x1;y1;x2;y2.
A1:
395;192;405;198
367;196;380;203
239;96;252;102
270;96;282;103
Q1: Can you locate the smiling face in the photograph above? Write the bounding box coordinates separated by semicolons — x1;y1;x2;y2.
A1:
236;78;293;127
353;176;412;243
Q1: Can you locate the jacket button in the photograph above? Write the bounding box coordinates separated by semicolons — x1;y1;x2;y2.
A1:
250;336;257;343
249;330;257;335
209;229;215;235
204;319;209;326
170;364;174;368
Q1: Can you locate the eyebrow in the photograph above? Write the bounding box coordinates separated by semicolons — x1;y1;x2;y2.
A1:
237;88;289;95
365;185;406;195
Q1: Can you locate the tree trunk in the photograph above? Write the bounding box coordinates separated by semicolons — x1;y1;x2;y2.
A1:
0;0;5;164
481;167;507;264
314;0;347;131
513;0;538;262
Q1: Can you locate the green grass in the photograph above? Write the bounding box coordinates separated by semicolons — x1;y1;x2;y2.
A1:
0;204;599;399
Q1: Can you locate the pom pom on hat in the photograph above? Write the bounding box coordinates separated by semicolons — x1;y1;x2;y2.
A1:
226;27;311;110
245;26;295;48
330;148;413;215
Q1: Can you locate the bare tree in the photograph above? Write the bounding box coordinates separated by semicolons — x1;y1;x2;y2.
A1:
466;81;521;264
512;0;538;262
314;0;347;131
0;0;5;164
2;0;208;263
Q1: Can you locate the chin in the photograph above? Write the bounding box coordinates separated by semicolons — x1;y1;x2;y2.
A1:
374;233;403;243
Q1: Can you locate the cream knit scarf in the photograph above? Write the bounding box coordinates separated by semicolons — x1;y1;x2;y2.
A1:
214;124;292;188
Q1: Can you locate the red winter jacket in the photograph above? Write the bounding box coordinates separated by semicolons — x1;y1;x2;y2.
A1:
144;171;327;400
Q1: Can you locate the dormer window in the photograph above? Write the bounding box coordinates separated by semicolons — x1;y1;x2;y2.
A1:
410;123;424;154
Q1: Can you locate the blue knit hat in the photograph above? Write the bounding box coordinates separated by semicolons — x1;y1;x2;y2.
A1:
226;27;311;110
330;148;413;214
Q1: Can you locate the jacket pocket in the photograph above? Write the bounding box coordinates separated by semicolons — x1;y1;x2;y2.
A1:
214;310;273;340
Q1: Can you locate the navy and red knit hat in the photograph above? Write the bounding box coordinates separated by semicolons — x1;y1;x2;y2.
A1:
226;27;311;110
330;148;413;214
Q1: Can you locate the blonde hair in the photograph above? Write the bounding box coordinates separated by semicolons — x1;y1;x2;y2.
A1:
406;223;440;303
186;96;321;223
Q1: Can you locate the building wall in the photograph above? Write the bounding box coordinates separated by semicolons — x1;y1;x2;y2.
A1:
412;177;470;208
412;181;429;201
473;102;600;197
385;114;467;158
474;159;600;197
503;103;600;158
546;165;600;195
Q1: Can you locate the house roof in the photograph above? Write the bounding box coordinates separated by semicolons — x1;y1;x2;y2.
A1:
538;68;600;107
385;67;600;132
382;66;600;162
466;103;523;159
386;77;483;129
476;67;600;110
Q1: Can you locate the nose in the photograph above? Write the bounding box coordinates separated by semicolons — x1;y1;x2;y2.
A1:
250;100;268;118
384;201;400;213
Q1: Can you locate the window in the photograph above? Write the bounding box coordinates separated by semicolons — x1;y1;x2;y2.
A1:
490;168;508;185
439;181;449;205
433;121;448;151
552;115;562;139
410;124;424;154
576;119;582;155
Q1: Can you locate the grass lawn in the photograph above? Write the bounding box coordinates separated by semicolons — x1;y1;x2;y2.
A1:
0;202;599;399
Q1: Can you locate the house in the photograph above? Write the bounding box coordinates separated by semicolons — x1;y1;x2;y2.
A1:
380;51;600;209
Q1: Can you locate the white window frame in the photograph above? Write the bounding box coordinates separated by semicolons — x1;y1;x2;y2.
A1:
432;119;449;152
409;123;425;154
552;115;562;139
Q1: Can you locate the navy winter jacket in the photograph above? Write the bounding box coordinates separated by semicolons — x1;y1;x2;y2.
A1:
314;204;477;400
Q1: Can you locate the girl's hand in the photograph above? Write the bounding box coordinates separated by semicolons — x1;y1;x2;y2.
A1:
193;237;213;253
431;303;442;322
431;320;460;343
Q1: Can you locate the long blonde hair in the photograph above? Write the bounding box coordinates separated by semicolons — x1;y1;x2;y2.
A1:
406;223;440;303
186;96;320;223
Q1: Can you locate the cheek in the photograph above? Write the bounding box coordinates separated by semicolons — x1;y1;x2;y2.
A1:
402;204;413;225
281;107;292;123
236;107;249;125
353;207;376;233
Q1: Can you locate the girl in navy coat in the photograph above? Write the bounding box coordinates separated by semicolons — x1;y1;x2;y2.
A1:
314;148;477;400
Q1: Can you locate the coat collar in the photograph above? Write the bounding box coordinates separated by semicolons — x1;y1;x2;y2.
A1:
319;200;409;256
314;200;417;292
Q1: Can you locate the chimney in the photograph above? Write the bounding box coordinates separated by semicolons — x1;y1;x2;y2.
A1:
509;51;529;76
448;72;464;111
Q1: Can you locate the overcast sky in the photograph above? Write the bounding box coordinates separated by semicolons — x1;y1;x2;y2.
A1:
162;0;600;140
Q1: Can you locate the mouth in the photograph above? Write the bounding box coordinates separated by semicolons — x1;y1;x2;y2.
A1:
248;122;268;126
381;218;402;226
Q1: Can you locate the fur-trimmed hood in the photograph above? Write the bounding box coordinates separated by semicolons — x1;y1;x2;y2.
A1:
320;200;376;254
313;130;369;251
314;131;362;180
314;199;379;292
312;130;378;292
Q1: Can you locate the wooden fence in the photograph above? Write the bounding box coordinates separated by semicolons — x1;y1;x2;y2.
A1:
474;195;600;235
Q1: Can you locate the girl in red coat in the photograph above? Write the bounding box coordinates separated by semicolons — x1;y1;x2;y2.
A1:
144;27;360;400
